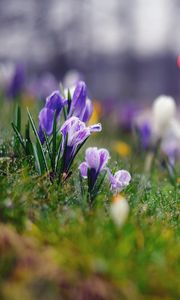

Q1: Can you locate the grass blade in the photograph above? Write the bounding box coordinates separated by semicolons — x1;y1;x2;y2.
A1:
15;105;21;132
13;105;21;153
52;111;57;172
27;109;48;174
25;121;33;155
55;134;63;173
32;144;41;175
11;122;26;152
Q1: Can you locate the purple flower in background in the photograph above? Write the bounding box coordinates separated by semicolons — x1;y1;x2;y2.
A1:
61;118;102;173
27;72;58;100
138;121;152;149
38;91;67;144
162;140;180;166
118;103;140;131
108;169;131;193
79;147;110;190
7;64;25;99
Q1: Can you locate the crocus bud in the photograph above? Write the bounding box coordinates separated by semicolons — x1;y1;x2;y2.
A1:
152;95;176;137
79;147;109;190
110;195;129;227
108;169;131;193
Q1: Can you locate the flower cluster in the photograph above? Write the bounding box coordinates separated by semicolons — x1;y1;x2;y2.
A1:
38;81;93;143
79;147;131;205
60;118;101;173
38;90;67;144
12;80;131;217
12;81;102;181
135;95;180;166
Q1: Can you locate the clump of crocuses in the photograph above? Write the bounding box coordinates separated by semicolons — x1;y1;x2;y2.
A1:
134;95;180;175
79;147;131;207
12;81;101;182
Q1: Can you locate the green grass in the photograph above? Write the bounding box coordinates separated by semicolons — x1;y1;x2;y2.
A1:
0;101;179;300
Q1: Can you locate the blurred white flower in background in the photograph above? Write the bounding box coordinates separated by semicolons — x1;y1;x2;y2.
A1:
0;63;14;90
152;95;176;138
63;70;83;89
134;94;180;164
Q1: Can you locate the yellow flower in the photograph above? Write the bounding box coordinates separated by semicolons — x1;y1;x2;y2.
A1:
21;92;36;107
112;141;131;157
88;100;102;125
177;177;180;183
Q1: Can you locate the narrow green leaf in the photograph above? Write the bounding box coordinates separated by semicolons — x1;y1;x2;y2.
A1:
52;111;57;172
43;129;52;163
67;88;72;114
55;134;63;173
66;137;89;173
32;144;41;175
25;121;33;155
92;170;107;198
63;106;67;120
15;105;21;132
13;105;21;153
11;122;26;151
27;109;48;174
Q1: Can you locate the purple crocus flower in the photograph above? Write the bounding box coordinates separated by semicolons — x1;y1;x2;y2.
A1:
27;72;58;100
119;103;140;131
79;147;110;190
161;139;180;166
68;81;87;118
45;90;67;115
65;81;93;123
38;91;67;144
61;118;102;173
7;64;25;99
138;121;152;150
81;98;93;123
108;169;131;193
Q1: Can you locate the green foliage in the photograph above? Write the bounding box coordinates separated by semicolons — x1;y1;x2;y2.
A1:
0;102;179;300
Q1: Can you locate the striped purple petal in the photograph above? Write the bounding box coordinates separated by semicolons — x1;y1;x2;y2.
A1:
69;81;87;118
108;169;131;193
79;162;88;178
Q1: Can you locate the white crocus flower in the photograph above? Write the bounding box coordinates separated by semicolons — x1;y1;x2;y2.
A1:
110;196;129;227
63;70;82;88
152;95;176;138
0;63;14;90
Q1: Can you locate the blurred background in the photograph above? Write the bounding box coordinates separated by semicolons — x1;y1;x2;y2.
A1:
0;0;180;101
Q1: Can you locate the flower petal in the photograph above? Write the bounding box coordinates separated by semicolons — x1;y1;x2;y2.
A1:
89;123;102;132
114;170;131;186
79;162;88;178
45;90;67;116
69;81;87;117
38;107;54;136
70;128;90;148
98;148;110;172
108;169;131;193
81;98;93;123
85;147;100;171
